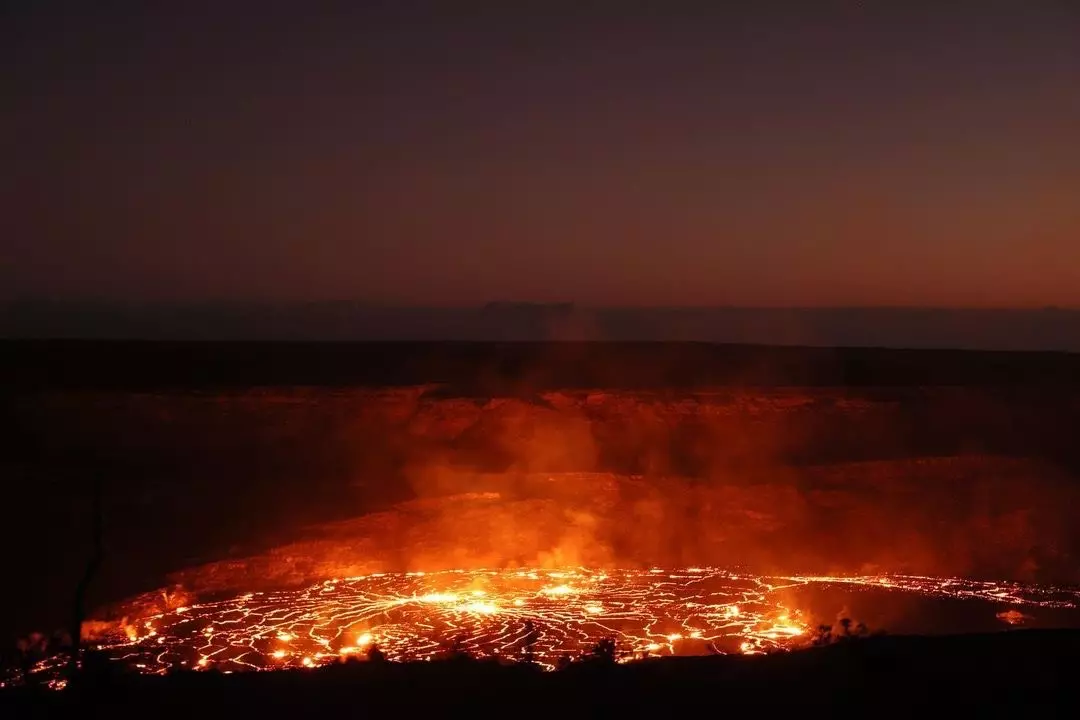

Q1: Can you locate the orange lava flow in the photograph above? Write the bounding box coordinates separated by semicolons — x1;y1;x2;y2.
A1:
96;569;810;673
8;568;1080;687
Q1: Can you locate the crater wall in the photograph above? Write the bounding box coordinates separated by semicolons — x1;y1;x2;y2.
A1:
6;385;1080;637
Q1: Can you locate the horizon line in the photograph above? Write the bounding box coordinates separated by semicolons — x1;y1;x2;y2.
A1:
3;300;1079;313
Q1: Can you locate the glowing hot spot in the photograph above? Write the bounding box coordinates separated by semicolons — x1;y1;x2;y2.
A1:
21;567;1072;684
463;601;499;615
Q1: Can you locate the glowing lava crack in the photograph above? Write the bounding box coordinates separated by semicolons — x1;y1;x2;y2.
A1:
11;568;1080;685
96;568;812;673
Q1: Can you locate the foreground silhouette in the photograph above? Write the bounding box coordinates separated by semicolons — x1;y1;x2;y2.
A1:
3;630;1078;716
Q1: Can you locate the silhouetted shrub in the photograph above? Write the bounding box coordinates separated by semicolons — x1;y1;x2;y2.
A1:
521;620;538;665
812;617;874;646
584;637;618;664
435;636;475;662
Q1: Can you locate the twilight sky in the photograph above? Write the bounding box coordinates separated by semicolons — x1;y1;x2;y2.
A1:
4;1;1080;308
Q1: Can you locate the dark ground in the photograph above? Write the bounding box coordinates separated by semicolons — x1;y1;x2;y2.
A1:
5;339;1080;391
3;631;1079;715
5;304;1080;352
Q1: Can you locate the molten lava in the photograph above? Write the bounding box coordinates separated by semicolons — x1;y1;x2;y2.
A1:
7;566;1077;689
90;568;810;674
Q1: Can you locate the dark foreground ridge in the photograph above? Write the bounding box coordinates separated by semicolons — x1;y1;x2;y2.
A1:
5;340;1080;392
4;631;1079;716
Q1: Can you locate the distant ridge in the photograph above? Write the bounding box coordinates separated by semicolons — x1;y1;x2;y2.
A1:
1;301;1079;352
482;301;576;312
